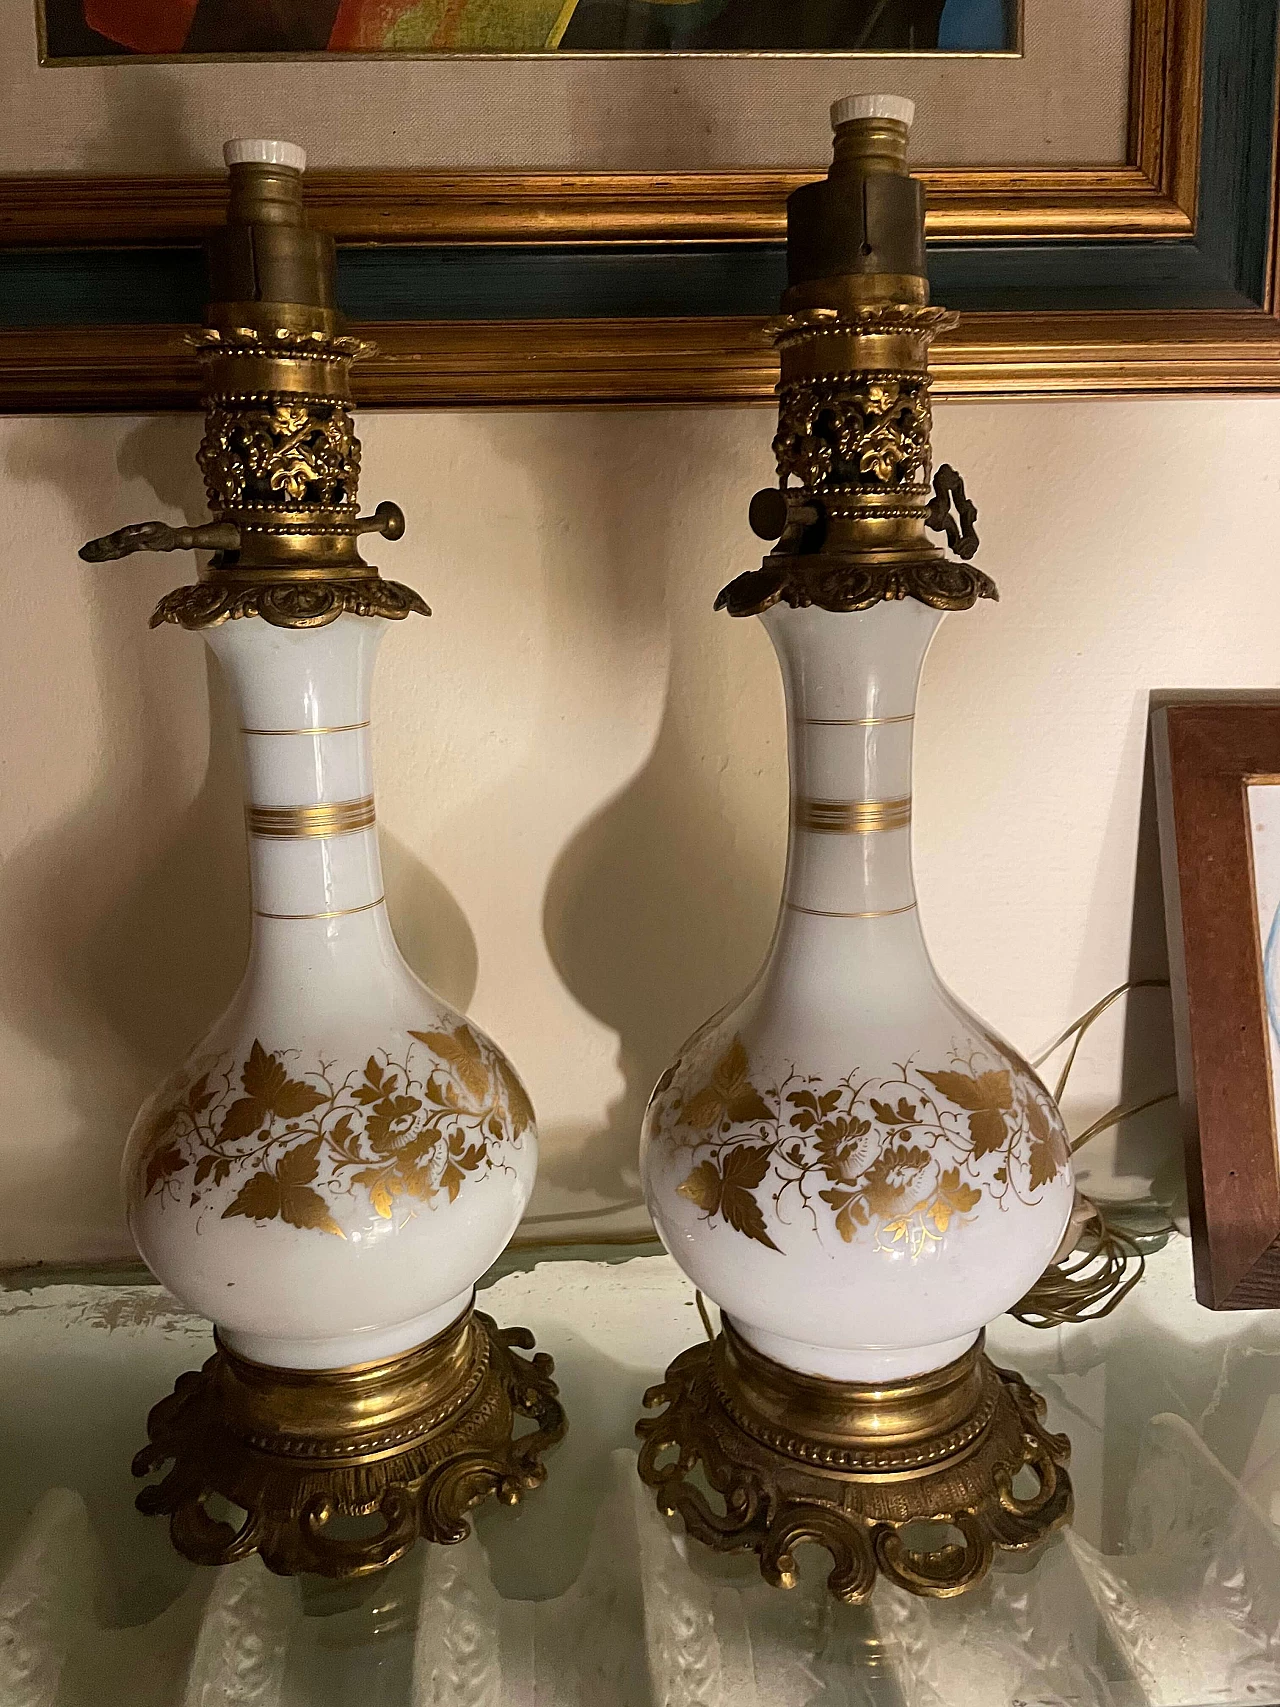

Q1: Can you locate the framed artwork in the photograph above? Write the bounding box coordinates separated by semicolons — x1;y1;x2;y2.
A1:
41;0;1019;55
0;0;1277;408
1153;700;1280;1312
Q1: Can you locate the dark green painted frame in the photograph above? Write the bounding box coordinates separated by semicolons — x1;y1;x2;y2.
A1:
0;0;1276;330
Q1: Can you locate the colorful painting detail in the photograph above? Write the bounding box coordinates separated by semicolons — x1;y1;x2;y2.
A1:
43;0;1014;56
134;1027;533;1236
653;1035;1066;1257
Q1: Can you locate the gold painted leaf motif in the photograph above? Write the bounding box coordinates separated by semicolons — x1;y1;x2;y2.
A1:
496;1056;536;1136
677;1142;781;1251
410;1026;491;1106
222;1137;344;1237
786;1086;843;1132
145;1143;186;1195
919;1068;1012;1159
658;1036;1065;1256
927;1167;983;1234
1026;1096;1065;1191
680;1037;773;1131
218;1040;327;1143
818;1185;870;1243
869;1096;918;1127
139;1027;529;1236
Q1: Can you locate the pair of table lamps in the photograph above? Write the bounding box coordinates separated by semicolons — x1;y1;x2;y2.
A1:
80;102;1075;1602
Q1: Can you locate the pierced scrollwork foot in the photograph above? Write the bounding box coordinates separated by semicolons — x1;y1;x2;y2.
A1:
133;1307;566;1580
636;1324;1071;1605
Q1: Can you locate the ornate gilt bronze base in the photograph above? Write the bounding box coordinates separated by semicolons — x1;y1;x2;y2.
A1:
134;1307;565;1579
636;1323;1070;1603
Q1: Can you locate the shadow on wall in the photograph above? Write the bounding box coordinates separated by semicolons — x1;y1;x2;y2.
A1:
78;68;206;172
1118;718;1181;1214
0;89;219;1256
477;410;783;1217
0;416;248;1255
381;829;478;1017
0;413;476;1260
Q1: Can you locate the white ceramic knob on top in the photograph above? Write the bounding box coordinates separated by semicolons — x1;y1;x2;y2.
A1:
640;600;1074;1384
123;615;537;1371
223;139;307;171
830;94;915;130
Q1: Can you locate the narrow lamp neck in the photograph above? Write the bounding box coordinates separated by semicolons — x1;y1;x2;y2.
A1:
763;599;941;927
203;615;388;934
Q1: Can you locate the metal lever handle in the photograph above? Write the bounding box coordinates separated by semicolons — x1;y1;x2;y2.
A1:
80;502;404;565
353;501;406;542
748;487;825;555
79;520;241;563
924;465;980;561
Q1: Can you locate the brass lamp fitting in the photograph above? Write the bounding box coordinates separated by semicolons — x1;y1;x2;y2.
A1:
80;138;427;632
718;94;994;619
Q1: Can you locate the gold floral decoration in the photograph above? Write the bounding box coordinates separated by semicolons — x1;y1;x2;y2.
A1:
135;1026;533;1235
656;1036;1066;1258
772;377;932;496
198;398;360;516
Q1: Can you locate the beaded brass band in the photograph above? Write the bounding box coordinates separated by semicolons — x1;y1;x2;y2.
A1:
793;795;912;833
246;795;376;839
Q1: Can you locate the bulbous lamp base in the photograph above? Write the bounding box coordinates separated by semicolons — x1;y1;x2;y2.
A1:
133;1308;565;1579
636;1323;1070;1603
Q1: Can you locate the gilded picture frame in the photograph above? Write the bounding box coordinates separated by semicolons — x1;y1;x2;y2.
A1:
0;0;1277;408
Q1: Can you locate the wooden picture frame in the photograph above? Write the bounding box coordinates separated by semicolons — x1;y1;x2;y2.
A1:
1153;701;1280;1311
0;0;1277;408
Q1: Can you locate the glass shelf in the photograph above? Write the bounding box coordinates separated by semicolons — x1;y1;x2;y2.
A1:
1;1235;1278;1706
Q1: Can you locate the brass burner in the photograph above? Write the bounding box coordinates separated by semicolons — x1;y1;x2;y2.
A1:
134;1307;565;1579
636;1323;1071;1603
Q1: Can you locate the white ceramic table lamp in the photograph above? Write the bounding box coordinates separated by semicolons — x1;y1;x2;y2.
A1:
81;140;563;1579
637;96;1075;1605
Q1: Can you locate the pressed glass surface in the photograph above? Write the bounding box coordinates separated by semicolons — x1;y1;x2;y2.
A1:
0;1236;1278;1705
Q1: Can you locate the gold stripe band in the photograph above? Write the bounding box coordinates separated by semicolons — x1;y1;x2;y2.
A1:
794;796;912;834
800;715;915;727
241;721;371;736
254;896;385;921
247;796;376;839
787;901;918;920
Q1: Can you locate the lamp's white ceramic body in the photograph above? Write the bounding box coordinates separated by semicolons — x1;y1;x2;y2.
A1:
641;601;1073;1382
124;616;536;1371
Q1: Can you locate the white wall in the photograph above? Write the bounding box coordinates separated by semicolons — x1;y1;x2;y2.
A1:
0;397;1273;1264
